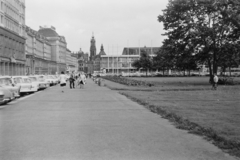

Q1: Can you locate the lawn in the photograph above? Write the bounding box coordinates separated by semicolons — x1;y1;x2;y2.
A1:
103;76;240;157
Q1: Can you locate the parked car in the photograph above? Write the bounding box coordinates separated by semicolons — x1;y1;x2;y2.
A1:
0;89;4;105
35;75;50;88
28;76;48;89
21;76;39;92
45;75;58;86
11;76;33;94
0;86;15;104
52;75;60;83
0;76;21;98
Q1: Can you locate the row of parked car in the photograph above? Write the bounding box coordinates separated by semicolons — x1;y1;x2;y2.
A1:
0;75;60;105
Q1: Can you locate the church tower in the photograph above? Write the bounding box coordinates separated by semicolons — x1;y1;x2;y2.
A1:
90;34;96;61
99;44;106;55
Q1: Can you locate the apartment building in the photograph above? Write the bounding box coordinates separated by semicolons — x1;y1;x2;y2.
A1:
0;0;26;76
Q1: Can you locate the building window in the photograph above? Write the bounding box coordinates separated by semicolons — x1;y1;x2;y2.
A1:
1;15;3;24
1;2;3;11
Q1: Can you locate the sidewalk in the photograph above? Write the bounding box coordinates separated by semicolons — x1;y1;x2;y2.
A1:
0;78;238;160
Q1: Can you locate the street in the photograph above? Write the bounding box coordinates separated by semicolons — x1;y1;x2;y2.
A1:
0;79;238;160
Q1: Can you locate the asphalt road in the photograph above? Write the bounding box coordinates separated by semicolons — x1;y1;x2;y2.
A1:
0;79;238;160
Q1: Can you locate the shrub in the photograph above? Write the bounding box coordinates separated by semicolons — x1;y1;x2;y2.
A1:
103;76;154;87
218;77;234;85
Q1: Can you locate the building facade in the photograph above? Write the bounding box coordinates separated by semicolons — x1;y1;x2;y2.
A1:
38;26;67;74
66;48;78;73
0;0;26;76
25;26;54;75
90;36;96;61
100;47;160;75
0;0;25;36
25;25;78;75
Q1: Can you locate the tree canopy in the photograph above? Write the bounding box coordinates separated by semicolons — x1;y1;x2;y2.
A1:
132;49;153;76
158;0;240;79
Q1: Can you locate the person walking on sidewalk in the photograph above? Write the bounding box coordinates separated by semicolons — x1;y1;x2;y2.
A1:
212;74;219;90
78;72;86;89
69;73;75;89
59;71;67;92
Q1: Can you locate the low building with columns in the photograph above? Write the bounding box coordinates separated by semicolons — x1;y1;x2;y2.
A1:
100;47;160;76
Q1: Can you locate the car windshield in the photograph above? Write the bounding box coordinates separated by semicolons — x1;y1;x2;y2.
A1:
13;77;23;83
23;78;31;83
29;77;37;82
0;78;12;86
38;76;45;82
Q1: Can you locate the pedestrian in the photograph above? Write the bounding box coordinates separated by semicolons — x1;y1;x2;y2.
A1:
69;73;75;89
59;71;67;92
78;72;86;89
212;74;219;90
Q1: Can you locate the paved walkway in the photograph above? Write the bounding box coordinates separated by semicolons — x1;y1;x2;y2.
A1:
0;79;238;160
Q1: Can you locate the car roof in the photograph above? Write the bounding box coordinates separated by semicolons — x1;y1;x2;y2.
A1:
0;76;11;78
12;76;23;78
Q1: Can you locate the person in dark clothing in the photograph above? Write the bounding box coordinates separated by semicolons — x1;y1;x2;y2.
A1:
69;74;75;89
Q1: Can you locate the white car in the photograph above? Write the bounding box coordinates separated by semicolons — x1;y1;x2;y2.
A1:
0;89;4;105
52;75;60;83
45;75;58;86
11;76;33;94
0;76;21;98
35;75;50;88
0;86;15;104
28;76;48;89
21;76;39;92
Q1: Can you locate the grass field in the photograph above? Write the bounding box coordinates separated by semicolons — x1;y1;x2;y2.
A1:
103;76;240;157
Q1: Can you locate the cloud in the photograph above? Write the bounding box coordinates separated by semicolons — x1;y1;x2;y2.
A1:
76;29;85;35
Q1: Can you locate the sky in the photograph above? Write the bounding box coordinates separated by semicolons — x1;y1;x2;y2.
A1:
25;0;169;55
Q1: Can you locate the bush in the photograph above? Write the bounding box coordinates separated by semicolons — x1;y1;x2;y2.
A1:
218;77;234;85
103;76;154;87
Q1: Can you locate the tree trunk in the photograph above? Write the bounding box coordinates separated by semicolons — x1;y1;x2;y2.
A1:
229;66;232;76
213;51;218;75
208;58;213;84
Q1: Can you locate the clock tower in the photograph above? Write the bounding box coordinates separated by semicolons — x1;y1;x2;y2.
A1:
90;34;96;61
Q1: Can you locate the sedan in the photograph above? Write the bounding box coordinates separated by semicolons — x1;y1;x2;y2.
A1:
11;76;33;94
28;76;48;90
0;86;15;104
0;76;21;98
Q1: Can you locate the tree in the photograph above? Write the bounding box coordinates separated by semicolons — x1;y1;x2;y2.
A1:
152;45;174;75
158;0;240;82
132;50;153;76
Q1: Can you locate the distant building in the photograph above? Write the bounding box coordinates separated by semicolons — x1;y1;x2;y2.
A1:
24;25;77;75
66;48;78;73
99;44;106;56
122;47;160;56
100;47;160;76
38;26;67;74
90;35;96;61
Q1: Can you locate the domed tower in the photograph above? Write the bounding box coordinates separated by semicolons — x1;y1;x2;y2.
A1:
90;34;96;61
99;44;106;56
